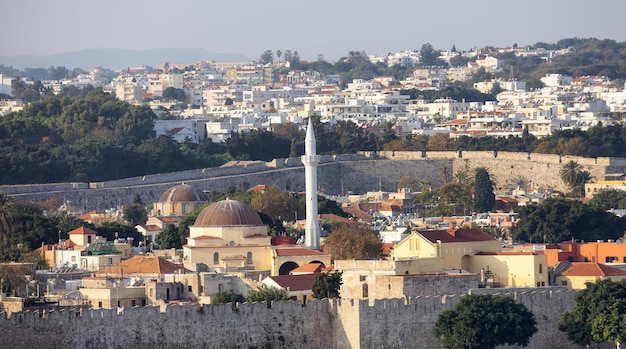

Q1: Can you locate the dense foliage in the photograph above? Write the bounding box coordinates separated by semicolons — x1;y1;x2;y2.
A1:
322;223;382;260
511;198;626;243
312;271;343;299
433;294;537;349
559;279;626;347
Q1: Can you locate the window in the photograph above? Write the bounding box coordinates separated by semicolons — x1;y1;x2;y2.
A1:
539;264;543;274
213;252;219;265
606;256;618;263
359;275;366;282
108;258;113;265
87;236;92;244
188;285;192;292
536;282;541;287
247;252;253;264
218;284;224;293
362;284;369;298
98;301;102;308
561;281;568;286
142;299;146;306
132;300;136;307
591;256;596;262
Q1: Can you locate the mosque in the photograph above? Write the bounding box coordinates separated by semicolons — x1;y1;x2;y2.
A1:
169;118;331;275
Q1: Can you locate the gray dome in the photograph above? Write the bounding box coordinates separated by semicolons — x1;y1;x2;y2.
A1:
158;184;208;203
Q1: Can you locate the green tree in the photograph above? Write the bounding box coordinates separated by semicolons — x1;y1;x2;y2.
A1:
259;50;274;65
0;193;17;246
559;279;626;348
122;202;147;226
162;87;187;102
211;290;245;308
419;43;444;67
589;189;626;210
559;160;583;189
511;198;626;243
246;284;288;303
156;224;182;249
433;294;537;349
397;175;418;191
322;223;381;260
472;167;495;213
312;271;343;299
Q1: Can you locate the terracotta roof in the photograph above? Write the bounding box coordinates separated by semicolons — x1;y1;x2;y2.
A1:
561;263;626;277
417;228;497;244
244;234;270;239
80;211;99;220
99;255;186;276
290;263;324;274
68;226;98;235
318;214;353;224
247;184;266;192
274;247;328;257
271;236;297;246
138;224;162;231
341;205;373;220
266;274;316;291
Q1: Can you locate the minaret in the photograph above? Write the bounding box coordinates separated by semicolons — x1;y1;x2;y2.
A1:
302;117;321;250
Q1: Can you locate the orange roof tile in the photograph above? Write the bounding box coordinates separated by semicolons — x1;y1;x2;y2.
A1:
98;255;186;276
562;263;626;277
290;263;324;274
68;226;98;235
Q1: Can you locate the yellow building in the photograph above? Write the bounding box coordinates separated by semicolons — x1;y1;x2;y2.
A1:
555;262;626;289
392;228;502;270
183;199;330;276
468;252;548;288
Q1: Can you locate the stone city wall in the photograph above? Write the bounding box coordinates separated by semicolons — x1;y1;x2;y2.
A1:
3;151;625;212
0;288;591;349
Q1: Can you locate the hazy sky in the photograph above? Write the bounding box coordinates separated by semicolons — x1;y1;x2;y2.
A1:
4;0;626;61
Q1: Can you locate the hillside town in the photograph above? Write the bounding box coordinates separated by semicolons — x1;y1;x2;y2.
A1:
2;42;626;348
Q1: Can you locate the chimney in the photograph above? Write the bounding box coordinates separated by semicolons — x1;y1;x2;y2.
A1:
447;222;456;237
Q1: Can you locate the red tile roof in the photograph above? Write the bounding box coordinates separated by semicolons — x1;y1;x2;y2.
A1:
561;263;626;277
98;255;187;276
68;226;98;235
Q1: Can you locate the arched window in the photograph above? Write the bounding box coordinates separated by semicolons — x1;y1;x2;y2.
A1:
247;252;253;264
213;252;219;265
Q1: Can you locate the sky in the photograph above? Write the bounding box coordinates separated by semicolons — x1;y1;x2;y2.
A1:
3;0;626;62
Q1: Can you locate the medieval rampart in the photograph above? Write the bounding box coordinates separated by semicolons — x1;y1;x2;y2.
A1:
0;288;594;349
2;151;623;211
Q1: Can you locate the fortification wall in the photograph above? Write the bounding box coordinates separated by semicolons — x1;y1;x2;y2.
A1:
0;300;333;349
0;288;594;349
4;151;626;211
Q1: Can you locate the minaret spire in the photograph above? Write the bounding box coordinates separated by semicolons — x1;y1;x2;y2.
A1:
302;117;321;250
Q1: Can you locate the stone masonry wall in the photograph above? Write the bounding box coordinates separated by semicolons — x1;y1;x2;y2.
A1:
0;288;595;349
3;151;625;211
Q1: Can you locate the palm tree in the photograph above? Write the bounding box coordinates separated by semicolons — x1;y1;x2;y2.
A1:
0;193;17;246
559;160;583;188
439;166;450;185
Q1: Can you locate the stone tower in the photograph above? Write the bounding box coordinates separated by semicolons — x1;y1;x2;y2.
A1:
301;117;321;250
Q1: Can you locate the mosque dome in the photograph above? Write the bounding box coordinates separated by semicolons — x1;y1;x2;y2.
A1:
194;199;263;227
158;184;208;203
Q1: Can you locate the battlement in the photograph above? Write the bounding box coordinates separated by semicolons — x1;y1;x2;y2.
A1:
0;289;583;349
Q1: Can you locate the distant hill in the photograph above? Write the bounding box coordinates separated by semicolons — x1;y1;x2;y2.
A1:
0;48;251;70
